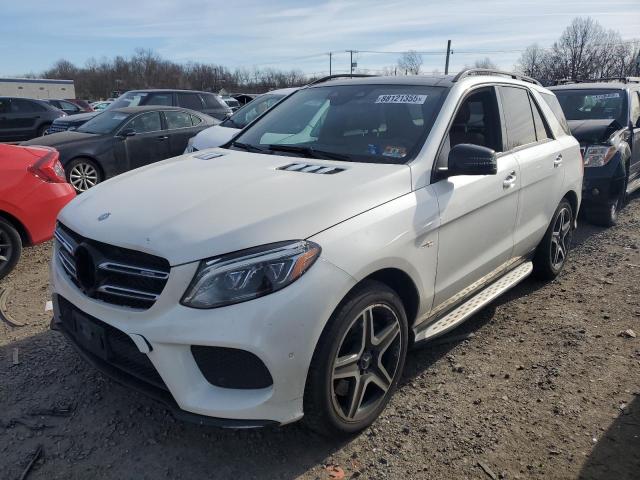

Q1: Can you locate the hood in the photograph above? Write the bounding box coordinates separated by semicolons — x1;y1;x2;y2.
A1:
21;131;100;148
54;111;99;125
59;149;412;265
192;125;239;150
567;119;624;145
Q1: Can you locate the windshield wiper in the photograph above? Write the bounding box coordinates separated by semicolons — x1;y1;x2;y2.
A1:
265;144;351;162
230;141;268;153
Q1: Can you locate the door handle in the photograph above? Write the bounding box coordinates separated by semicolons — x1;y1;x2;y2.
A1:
155;136;168;141
553;154;563;168
503;171;517;189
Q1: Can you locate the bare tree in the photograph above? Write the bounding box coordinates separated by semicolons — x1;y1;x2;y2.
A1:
469;57;498;69
516;44;549;80
397;50;423;75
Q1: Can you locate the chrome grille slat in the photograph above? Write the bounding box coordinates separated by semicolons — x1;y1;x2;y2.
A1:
57;250;77;277
98;262;170;280
96;285;159;301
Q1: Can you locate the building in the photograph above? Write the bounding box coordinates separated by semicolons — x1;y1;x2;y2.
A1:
0;78;76;99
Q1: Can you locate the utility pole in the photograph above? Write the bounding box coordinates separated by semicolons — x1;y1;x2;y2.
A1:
328;52;332;76
346;50;357;77
445;40;452;75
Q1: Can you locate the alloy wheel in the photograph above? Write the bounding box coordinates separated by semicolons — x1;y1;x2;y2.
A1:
330;304;402;422
0;229;13;269
550;206;572;270
69;163;99;192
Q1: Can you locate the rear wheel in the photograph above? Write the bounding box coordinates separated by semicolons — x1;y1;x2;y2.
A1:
0;219;22;281
37;124;51;137
533;199;573;281
303;280;408;436
66;158;102;193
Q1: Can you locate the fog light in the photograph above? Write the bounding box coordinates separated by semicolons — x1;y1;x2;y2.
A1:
591;188;600;196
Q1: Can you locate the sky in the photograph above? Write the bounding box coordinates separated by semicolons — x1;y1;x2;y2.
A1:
1;0;639;78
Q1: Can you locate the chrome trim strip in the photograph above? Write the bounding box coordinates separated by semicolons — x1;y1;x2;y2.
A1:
54;229;76;254
96;285;158;301
98;262;169;280
57;250;77;277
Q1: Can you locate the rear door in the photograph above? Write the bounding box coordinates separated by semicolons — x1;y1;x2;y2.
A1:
8;98;41;139
164;110;203;157
432;86;520;307
119;111;170;171
629;89;640;180
498;86;565;257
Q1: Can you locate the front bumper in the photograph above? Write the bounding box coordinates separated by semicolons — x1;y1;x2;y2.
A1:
581;151;626;208
50;244;356;425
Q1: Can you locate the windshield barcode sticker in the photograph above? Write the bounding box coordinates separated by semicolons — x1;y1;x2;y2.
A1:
375;94;428;104
589;93;620;100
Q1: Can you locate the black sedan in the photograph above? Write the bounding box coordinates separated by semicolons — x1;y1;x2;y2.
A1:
22;106;215;192
0;97;65;141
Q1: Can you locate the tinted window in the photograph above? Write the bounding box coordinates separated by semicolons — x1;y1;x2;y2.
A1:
234;85;447;164
126;111;162;133
177;93;203;110
553;89;626;126
190;114;202;126
59;100;80;112
109;91;173;109
10;99;37;113
165;110;193;129
541;92;570;135
202;94;224;109
222;93;284;129
530;95;551;141
499;86;537;150
0;98;10;113
631;91;640;126
145;93;173;106
448;88;502;151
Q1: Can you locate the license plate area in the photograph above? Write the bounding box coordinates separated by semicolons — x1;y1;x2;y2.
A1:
69;310;110;361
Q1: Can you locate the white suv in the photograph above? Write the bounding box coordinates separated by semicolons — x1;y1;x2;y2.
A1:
50;70;582;435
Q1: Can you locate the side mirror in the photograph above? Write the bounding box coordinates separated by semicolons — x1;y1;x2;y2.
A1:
446;143;497;177
118;128;136;138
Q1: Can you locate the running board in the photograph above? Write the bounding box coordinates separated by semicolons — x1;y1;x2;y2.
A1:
413;261;533;343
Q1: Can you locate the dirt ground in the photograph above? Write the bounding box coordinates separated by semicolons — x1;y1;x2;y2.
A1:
1;200;639;480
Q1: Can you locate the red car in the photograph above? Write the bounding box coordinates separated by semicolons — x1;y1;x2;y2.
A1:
0;144;75;279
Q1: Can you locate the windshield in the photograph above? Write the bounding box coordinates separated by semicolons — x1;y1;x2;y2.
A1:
554;89;627;125
221;93;285;129
76;111;129;134
231;84;447;164
107;91;173;110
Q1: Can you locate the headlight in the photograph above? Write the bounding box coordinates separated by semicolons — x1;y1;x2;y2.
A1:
583;145;617;167
181;240;321;309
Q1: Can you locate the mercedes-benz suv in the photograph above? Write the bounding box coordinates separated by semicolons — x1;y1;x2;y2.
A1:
50;70;583;435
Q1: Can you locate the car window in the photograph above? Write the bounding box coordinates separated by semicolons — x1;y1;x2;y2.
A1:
145;93;173;106
125;111;162;133
530;95;552;141
0;98;10;113
553;89;627;126
202;93;224;109
165;110;193;129
233;84;448;164
10;98;37;113
222;94;284;129
540;92;571;135
59;100;80;112
631;91;640;126
499;86;537;150
177;93;203;110
190;114;202;126
77;111;130;134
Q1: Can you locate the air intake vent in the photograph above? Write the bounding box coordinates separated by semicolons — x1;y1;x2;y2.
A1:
278;163;344;174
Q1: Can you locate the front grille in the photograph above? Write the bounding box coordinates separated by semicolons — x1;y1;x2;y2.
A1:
191;346;273;389
55;223;170;310
57;296;167;390
47;123;70;134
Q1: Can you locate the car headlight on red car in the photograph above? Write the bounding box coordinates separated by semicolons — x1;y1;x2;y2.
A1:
583;145;617;167
181;241;321;309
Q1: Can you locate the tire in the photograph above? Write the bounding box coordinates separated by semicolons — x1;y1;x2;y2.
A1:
533;198;573;281
586;175;627;227
0;218;23;281
66;158;102;193
37;124;51;137
303;280;408;436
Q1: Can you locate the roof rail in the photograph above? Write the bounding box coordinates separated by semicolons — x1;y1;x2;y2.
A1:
306;73;377;86
452;68;542;86
554;77;640;85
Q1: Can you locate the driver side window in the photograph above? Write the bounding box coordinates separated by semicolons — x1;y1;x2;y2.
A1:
437;87;502;168
125;112;162;134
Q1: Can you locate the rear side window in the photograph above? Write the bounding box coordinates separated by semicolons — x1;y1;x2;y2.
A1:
499;86;537;150
165;110;193;129
177;93;204;110
530;95;552;141
202;94;224;109
145;93;173;106
540;92;571;135
11;99;37;113
0;99;9;113
190;114;202;126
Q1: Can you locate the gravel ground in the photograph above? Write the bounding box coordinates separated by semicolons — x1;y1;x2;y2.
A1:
1;200;639;480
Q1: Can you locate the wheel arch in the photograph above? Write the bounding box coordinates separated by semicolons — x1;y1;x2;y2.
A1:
0;210;30;245
360;268;421;328
563;189;579;225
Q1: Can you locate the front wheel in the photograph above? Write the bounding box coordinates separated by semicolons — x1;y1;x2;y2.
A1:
66;158;102;193
533;198;573;281
303;280;408;436
0;218;22;281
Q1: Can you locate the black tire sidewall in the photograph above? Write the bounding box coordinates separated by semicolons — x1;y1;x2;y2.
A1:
0;219;23;280
305;280;408;435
